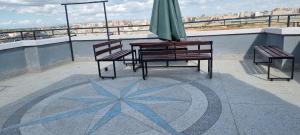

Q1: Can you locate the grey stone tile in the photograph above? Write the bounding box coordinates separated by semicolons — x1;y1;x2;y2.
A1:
220;73;300;105
203;101;239;135
231;104;300;135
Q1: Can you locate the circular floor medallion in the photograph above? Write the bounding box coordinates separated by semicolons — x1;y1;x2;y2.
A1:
1;76;222;135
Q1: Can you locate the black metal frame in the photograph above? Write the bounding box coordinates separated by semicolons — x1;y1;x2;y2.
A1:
138;42;213;80
93;48;137;79
132;46;193;69
95;56;136;79
61;0;110;61
254;48;295;81
141;59;212;80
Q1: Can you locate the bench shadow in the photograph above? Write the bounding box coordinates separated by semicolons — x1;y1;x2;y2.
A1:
239;61;267;74
243;34;266;60
289;41;300;84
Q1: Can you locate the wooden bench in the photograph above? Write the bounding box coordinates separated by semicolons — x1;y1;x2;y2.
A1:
93;39;136;79
140;41;213;80
254;45;295;81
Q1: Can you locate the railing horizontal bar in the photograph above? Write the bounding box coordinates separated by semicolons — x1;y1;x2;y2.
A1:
1;14;300;43
61;0;108;5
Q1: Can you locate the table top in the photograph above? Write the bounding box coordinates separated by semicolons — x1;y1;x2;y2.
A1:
130;39;212;47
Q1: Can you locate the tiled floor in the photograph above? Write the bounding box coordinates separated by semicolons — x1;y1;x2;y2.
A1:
0;60;299;135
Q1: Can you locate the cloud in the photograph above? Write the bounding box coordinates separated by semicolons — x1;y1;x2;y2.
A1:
0;6;6;10
0;0;58;6
0;20;13;25
0;0;300;29
17;19;31;25
16;4;61;15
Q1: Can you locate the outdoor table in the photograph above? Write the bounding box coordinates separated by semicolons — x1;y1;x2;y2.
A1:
130;39;173;70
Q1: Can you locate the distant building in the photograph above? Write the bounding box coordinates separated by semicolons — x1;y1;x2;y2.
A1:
272;8;296;15
255;12;263;17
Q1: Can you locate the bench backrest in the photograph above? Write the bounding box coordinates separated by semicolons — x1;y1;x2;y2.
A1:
93;39;123;60
174;40;212;54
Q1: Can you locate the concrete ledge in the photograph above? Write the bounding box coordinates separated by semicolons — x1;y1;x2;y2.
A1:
264;27;300;35
2;28;300;51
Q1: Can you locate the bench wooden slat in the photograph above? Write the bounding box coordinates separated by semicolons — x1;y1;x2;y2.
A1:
175;49;212;54
267;47;287;57
143;53;211;61
141;50;175;56
99;50;132;61
143;55;175;61
95;45;122;56
93;39;122;48
255;46;294;59
173;41;212;46
254;46;273;58
268;46;293;57
260;46;281;58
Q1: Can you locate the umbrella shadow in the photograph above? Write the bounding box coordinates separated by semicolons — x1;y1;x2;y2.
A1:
0;86;12;93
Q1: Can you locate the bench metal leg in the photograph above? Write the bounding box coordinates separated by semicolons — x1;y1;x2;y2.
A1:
267;58;295;81
291;58;295;79
123;57;126;65
145;62;148;76
134;51;138;64
211;59;213;78
131;51;136;72
113;61;116;79
142;61;146;80
97;61;115;80
97;61;101;78
198;60;200;72
268;58;271;80
209;59;213;79
253;48;256;64
254;49;270;65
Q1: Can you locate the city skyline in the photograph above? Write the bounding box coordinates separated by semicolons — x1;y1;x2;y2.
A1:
0;0;300;29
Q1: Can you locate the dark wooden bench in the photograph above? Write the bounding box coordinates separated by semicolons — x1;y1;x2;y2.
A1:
254;45;295;81
140;40;213;80
93;39;136;79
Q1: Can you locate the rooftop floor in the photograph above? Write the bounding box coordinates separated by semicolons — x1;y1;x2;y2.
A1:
0;60;300;135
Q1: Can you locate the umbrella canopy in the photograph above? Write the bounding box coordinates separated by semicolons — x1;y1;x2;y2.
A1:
150;0;186;41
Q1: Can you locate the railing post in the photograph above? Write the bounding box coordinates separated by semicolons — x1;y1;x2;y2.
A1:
33;31;37;40
277;16;280;22
20;31;24;40
91;28;94;33
52;30;55;37
268;15;271;27
117;27;120;35
223;20;226;26
287;15;291;27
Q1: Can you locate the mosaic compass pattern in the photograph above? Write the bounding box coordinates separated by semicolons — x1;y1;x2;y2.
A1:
0;76;221;135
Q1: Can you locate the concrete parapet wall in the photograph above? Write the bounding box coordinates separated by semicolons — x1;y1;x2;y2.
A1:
0;42;72;80
0;28;300;80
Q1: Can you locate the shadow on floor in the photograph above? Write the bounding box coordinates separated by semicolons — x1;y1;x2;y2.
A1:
290;41;300;84
0;66;300;135
239;60;267;74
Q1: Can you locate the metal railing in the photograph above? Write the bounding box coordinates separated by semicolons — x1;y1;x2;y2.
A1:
1;14;300;44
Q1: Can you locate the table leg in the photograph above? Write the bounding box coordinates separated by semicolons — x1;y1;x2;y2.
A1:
131;45;136;71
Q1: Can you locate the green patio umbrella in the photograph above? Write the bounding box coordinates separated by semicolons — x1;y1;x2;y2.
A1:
150;0;187;41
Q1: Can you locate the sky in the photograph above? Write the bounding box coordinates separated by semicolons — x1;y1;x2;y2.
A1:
0;0;299;29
